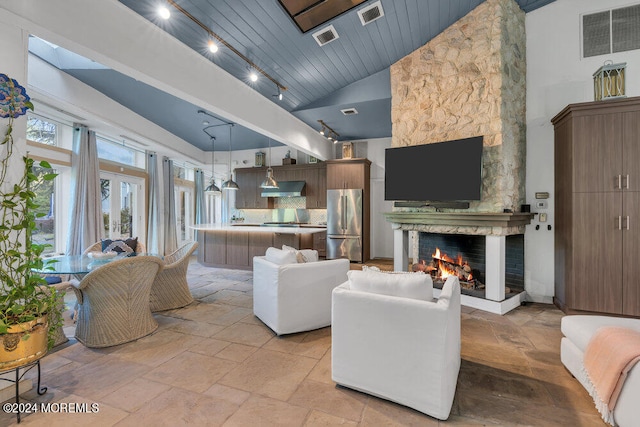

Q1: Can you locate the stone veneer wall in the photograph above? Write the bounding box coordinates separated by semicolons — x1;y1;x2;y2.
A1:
390;0;526;213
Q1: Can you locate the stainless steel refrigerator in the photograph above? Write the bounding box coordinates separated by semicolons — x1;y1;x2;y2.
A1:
327;189;363;262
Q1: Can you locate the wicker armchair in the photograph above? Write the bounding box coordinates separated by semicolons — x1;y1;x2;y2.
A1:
82;239;146;256
71;256;163;348
150;241;198;312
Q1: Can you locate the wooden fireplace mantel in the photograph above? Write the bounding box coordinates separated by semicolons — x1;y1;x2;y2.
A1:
383;211;535;236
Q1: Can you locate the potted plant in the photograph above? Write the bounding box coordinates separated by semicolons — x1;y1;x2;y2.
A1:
0;73;60;370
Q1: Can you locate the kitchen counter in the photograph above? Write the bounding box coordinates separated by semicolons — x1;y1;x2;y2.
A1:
191;223;327;234
193;224;327;269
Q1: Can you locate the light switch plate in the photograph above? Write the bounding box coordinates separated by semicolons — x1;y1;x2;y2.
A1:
539;213;547;222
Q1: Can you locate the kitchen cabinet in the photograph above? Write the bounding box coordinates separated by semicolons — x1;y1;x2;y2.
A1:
226;231;249;268
312;231;327;257
326;158;370;189
198;230;226;265
235;168;273;209
235;163;326;209
248;233;273;267
552;97;640;316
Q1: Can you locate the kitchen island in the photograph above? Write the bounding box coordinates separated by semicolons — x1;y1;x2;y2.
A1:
192;223;327;270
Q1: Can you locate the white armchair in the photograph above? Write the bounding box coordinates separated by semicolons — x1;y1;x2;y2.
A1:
252;250;350;335
332;273;461;420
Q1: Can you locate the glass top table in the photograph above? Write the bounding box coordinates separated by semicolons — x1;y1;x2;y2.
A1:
36;253;161;276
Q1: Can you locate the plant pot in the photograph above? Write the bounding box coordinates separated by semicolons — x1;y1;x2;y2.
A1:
0;316;48;371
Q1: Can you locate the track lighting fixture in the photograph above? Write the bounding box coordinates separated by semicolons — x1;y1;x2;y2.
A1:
260;138;279;189
161;0;287;95
158;5;171;19
273;86;283;101
222;124;239;190
204;136;220;194
317;120;339;142
249;70;259;82
208;39;219;53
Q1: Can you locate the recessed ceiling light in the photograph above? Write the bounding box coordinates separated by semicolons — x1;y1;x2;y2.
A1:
158;5;171;20
249;72;258;82
208;40;219;53
341;108;358;115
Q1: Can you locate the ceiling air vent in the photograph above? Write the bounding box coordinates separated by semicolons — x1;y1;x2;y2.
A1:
357;1;384;26
312;25;339;47
341;108;358;116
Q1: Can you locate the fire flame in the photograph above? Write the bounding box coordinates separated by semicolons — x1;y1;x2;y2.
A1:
431;247;473;282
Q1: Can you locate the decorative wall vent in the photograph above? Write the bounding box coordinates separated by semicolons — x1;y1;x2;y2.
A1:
583;4;640;58
357;1;384;26
312;25;339;46
340;108;358;115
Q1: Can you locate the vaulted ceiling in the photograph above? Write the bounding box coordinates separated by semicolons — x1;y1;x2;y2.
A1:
29;0;555;152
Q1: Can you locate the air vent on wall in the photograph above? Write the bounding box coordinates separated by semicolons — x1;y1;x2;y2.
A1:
341;108;359;116
312;25;339;46
357;1;384;26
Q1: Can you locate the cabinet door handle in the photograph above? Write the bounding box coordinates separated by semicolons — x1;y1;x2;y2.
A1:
625;174;630;189
617;175;622;189
618;216;622;230
626;216;630;230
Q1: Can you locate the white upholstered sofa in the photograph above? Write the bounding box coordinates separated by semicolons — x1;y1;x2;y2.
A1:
252;247;350;335
332;271;461;420
561;315;640;427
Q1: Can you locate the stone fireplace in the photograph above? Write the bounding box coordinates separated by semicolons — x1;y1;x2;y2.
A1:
384;0;529;314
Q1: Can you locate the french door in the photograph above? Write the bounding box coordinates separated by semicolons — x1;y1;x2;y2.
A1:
100;172;145;242
175;183;194;246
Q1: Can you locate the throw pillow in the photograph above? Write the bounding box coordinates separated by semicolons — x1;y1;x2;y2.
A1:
265;247;298;265
282;245;319;263
102;237;138;254
347;269;434;301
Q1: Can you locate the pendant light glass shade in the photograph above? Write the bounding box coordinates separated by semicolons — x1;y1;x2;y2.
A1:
222;124;239;190
260;138;279;189
205;136;220;194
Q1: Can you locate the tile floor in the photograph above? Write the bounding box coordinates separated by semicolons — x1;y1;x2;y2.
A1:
0;259;605;426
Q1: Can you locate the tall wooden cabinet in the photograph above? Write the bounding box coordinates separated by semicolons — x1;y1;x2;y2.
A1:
553;97;640;317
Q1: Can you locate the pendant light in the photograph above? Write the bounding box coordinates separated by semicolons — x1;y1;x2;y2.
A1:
260;137;278;189
222;124;239;190
204;136;220;194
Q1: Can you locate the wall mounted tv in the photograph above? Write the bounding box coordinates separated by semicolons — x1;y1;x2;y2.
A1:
385;136;483;202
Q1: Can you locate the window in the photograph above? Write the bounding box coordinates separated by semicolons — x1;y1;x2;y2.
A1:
31;165;57;255
583;4;640;57
96;136;145;168
27;114;58;146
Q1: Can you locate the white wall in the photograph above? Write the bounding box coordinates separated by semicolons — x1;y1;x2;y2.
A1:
525;0;640;302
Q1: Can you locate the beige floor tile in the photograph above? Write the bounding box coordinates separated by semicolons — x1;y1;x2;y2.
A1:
222;394;309;427
170;301;235;324
45;356;151;401
109;329;203;367
143;351;237;393
207;307;254;327
306;349;333;385
114;387;238;427
9;393;128;427
303;409;358;426
204;384;251;406
263;328;331;360
461;341;532;376
213;322;275;347
359;395;439;426
164;317;226;337
219;348;318;401
100;377;171;412
215;343;258;362
287;379;366;422
187;337;232;357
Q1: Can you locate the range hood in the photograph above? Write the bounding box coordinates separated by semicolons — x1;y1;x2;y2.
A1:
261;181;306;198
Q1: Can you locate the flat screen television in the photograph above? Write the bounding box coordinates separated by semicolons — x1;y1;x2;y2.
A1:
385;136;483;201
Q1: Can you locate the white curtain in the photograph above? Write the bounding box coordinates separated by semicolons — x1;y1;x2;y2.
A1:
162;156;177;254
66;125;102;255
194;169;207;224
146;152;162;255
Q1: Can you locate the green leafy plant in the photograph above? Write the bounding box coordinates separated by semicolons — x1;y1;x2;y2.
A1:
0;73;60;348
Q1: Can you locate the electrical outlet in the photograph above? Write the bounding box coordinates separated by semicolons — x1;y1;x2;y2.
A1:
539;213;547;222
